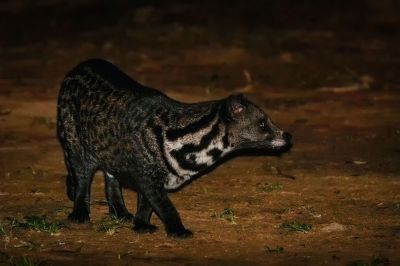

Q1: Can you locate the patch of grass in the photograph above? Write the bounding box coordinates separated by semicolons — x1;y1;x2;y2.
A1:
10;256;40;266
265;245;284;253
0;221;13;245
394;202;400;209
96;215;126;235
220;208;236;223
0;221;6;236
280;220;312;233
210;208;237;224
7;217;19;228
256;182;283;192
10;215;63;234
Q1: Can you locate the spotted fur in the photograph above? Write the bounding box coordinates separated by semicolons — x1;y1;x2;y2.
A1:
57;59;292;238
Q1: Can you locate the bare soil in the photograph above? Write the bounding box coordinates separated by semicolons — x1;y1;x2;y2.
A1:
0;2;399;265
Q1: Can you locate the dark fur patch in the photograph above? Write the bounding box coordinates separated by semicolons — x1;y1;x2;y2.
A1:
207;148;223;161
170;121;220;171
166;105;219;141
153;125;180;177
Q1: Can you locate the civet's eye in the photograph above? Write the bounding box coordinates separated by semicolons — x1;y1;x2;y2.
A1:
259;119;266;129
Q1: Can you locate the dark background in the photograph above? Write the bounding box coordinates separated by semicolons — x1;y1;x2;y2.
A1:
1;0;400;91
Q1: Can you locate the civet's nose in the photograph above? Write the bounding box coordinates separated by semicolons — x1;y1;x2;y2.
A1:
282;132;292;142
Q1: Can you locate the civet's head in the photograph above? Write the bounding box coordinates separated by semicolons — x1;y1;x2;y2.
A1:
222;94;292;153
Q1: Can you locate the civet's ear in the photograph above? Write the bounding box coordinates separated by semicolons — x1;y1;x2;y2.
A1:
224;94;246;119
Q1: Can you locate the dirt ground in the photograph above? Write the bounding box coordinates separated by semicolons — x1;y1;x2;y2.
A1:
0;1;399;265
